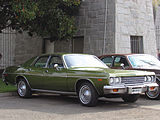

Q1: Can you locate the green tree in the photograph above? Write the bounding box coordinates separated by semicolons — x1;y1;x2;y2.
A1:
153;0;160;20
0;0;81;41
153;0;160;8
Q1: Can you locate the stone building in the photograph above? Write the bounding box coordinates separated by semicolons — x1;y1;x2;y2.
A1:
48;0;157;56
0;0;157;69
155;5;160;54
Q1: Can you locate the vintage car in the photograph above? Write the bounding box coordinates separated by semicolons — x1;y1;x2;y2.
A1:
2;53;158;106
99;54;160;100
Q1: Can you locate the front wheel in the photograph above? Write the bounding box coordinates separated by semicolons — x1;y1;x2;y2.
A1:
145;86;160;100
78;82;98;107
122;94;139;103
17;79;32;98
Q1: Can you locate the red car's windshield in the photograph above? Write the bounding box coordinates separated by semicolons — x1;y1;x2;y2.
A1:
128;54;160;69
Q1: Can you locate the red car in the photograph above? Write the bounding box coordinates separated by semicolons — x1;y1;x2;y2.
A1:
99;54;160;100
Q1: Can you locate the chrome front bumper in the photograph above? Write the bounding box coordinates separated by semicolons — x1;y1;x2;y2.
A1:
103;83;159;94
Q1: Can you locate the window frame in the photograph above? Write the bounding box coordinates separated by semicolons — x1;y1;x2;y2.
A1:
130;36;144;54
33;55;50;68
47;55;64;68
112;55;130;68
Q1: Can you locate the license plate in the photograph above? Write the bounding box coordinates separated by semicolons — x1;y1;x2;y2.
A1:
131;88;142;94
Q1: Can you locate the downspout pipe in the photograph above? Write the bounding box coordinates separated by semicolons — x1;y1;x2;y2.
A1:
103;0;108;55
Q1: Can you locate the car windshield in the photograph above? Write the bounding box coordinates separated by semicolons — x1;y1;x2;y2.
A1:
128;54;160;68
63;54;108;68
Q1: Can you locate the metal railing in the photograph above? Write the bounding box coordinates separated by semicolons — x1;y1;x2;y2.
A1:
0;28;16;69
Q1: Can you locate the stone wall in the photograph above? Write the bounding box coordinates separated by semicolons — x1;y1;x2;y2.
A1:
0;29;43;69
54;0;157;56
53;0;113;56
115;0;157;56
0;28;16;69
76;0;108;55
14;32;43;65
155;6;160;53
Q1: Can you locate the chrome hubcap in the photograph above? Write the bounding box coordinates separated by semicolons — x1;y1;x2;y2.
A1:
18;81;26;96
146;87;159;98
79;85;91;104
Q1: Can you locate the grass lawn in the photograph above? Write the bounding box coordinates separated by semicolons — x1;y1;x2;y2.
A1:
0;78;16;93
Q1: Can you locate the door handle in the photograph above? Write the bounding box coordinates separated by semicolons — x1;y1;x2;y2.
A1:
45;70;49;73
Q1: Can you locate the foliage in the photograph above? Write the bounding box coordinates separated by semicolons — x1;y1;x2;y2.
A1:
0;0;81;40
0;78;16;93
153;0;160;8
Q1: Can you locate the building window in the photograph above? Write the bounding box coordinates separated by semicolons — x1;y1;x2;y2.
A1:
72;36;84;53
130;36;144;53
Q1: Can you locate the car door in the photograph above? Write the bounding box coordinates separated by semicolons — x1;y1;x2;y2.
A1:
42;55;68;91
112;56;130;69
25;55;50;89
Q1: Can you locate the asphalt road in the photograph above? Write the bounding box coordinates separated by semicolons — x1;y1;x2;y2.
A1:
0;93;160;120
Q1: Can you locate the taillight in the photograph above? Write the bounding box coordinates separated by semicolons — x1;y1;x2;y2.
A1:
3;73;8;77
2;69;8;78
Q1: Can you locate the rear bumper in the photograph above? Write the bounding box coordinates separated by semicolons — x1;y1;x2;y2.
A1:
103;83;159;94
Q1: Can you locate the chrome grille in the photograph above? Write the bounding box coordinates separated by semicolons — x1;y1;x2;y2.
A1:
121;76;145;85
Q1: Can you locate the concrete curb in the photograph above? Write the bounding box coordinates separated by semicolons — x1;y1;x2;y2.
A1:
0;92;17;97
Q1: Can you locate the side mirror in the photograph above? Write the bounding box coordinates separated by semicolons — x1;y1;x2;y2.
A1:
54;64;60;71
120;63;125;69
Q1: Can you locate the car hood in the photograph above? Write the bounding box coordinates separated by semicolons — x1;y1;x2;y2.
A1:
69;67;155;77
133;66;160;71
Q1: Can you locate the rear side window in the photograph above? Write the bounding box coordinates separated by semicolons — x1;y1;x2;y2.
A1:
101;56;113;66
34;56;49;68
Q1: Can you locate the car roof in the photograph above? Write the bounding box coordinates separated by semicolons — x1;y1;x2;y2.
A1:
39;53;92;57
99;53;149;58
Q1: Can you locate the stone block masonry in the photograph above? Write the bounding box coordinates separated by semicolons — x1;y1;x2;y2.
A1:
155;6;160;53
0;29;42;69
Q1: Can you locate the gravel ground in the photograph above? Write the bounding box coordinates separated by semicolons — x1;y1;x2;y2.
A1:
0;93;160;120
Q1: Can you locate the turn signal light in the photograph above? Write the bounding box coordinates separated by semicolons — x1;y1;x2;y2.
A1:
98;79;102;81
113;89;118;92
150;87;155;91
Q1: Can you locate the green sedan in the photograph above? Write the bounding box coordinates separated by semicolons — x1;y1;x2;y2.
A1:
2;53;158;106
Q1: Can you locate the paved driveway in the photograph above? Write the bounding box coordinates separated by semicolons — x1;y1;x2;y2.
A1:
0;93;160;120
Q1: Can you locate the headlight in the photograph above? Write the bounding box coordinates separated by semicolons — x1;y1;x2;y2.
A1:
115;77;121;84
109;78;114;84
147;76;152;82
151;76;156;82
145;76;156;83
109;77;121;85
144;77;147;82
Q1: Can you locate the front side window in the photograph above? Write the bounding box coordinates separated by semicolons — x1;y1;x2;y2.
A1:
34;56;49;68
48;56;63;68
64;54;108;68
113;56;129;67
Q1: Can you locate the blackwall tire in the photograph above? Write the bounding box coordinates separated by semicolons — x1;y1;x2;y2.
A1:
145;85;160;100
17;79;32;98
78;82;98;107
